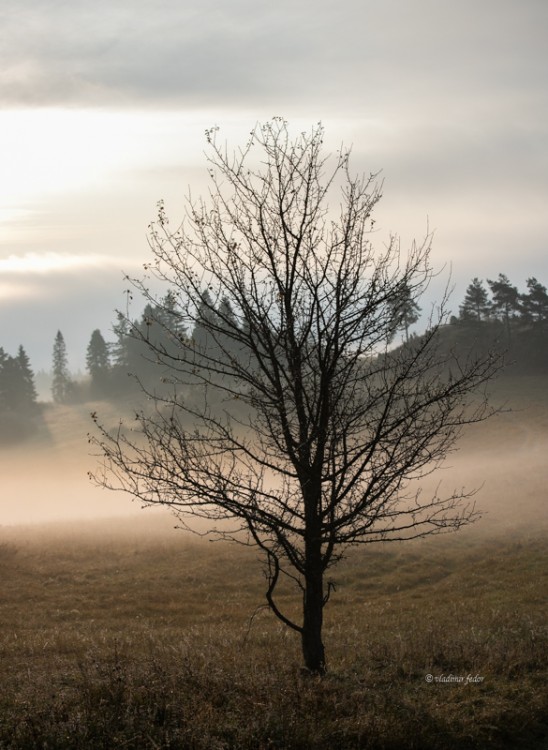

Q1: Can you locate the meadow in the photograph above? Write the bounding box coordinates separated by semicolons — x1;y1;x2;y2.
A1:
0;516;546;749
0;375;547;748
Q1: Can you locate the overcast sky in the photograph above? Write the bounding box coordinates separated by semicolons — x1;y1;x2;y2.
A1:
1;0;547;372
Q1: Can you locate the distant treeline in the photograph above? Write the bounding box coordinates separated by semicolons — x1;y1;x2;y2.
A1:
447;274;548;371
1;273;547;440
0;345;38;443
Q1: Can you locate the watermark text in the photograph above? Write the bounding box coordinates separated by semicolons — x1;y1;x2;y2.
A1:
424;673;484;684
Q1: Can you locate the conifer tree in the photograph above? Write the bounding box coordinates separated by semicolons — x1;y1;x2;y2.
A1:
155;290;187;342
15;345;38;410
0;346;9;412
0;346;37;412
112;312;131;369
51;331;72;403
521;277;548;325
487;274;519;341
459;278;491;322
388;280;421;342
86;330;111;397
191;290;220;358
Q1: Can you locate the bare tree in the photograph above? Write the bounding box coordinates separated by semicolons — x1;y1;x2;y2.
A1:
91;119;500;675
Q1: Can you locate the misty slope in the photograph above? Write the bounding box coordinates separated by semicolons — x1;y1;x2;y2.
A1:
0;401;141;525
435;375;548;534
0;375;546;529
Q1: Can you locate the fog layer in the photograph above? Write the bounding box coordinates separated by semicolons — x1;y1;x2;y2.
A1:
1;377;546;533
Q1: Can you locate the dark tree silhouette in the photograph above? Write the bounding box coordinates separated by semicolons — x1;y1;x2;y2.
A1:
0;345;39;443
521;277;548;326
0;345;37;412
51;331;72;403
112;312;131;369
388;279;421;342
86;329;111;397
15;345;38;410
487;274;519;341
0;346;13;415
459;278;491;322
154;290;187;345
92;120;500;674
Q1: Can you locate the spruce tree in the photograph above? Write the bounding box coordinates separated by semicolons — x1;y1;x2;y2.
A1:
51;331;72;403
112;312;130;369
0;347;9;412
15;345;38;410
0;347;37;412
86;329;111;397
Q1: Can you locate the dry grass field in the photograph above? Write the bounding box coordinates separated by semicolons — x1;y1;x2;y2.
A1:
0;374;547;748
0;520;546;749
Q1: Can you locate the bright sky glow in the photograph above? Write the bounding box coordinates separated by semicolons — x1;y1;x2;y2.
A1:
0;108;200;208
0;251;127;274
0;0;546;372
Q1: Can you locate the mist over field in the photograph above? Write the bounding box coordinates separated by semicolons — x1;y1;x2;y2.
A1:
0;375;545;538
0;403;137;526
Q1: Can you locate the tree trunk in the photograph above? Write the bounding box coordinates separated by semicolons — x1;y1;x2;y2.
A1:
301;537;326;675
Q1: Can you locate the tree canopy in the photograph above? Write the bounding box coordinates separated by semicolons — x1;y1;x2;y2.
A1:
92;120;502;674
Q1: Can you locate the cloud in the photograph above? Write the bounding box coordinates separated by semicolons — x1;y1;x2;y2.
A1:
0;252;129;274
1;0;546;112
2;0;546;224
0;0;336;107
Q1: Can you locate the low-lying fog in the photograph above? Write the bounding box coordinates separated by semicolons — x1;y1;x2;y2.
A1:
1;379;546;536
0;402;141;526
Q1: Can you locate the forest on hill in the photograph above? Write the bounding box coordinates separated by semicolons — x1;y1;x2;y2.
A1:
1;272;547;445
